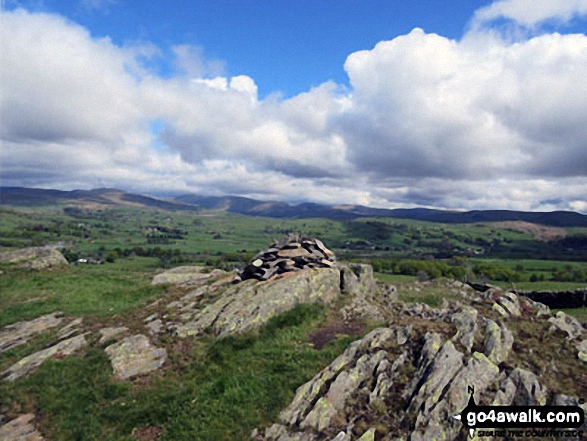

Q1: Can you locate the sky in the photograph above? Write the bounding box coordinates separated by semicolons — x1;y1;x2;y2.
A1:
1;0;587;213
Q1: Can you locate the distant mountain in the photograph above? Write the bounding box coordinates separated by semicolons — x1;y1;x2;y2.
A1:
175;193;587;227
0;187;195;211
2;187;587;227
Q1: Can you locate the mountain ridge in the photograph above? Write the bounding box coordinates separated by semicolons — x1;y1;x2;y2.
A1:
2;186;587;227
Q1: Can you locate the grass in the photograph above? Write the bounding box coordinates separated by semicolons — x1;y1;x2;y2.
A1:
0;304;359;441
373;273;417;283
0;262;166;327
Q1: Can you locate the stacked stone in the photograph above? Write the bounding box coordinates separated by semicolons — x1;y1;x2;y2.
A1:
239;235;336;281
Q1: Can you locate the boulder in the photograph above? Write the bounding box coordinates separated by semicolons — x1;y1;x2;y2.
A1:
0;246;68;270
105;334;167;380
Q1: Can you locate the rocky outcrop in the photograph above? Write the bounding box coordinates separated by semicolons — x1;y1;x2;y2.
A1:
3;334;88;381
0;414;44;440
173;268;340;338
257;288;584;441
104;334;167;380
151;266;226;286
0;312;63;353
0;246;68;270
239;235;336;282
548;311;585;340
98;326;129;344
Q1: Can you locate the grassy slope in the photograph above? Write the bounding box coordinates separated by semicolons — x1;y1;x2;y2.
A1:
0;304;360;441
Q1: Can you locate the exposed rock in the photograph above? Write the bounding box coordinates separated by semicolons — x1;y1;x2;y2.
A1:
278;328;392;429
451;306;478;352
0;246;68;270
410;352;499;441
145;319;164;336
57;318;83;340
495;292;521;318
173;268;340;338
578;339;587;363
151;266;225;286
300;351;387;431
339;297;384;322
0;312;63;353
483;318;514;364
406;339;464;420
239;235;336;282
330;432;350;441
98;326;128;344
0;414;44;440
548;311;585;340
339;263;376;298
357;428;375;441
3;334;88;381
105;334;167;380
493;368;547;406
521;297;551;317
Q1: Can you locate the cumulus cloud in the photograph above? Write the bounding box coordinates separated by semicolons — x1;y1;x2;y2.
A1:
2;4;587;213
473;0;587;28
340;28;587;181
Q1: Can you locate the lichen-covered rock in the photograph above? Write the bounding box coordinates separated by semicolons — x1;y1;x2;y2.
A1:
483;318;514;364
548;311;585;340
173;268;340;338
0;414;44;440
0;312;63;353
0;246;68;270
300;351;387;431
3;334;87;381
151;266;224;286
493;368;548;407
578;339;587;363
339;297;384;322
522;297;551;317
98;326;128;344
411;352;499;441
278;328;394;429
357;428;375;441
451;306;478;352
495;292;521;318
105;334;167;380
56;318;83;340
339;263;376;298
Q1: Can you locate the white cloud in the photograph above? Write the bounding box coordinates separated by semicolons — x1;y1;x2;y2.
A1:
473;0;587;28
340;28;587;182
172;44;226;78
2;7;587;213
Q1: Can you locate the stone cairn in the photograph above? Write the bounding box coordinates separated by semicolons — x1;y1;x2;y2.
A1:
238;234;336;282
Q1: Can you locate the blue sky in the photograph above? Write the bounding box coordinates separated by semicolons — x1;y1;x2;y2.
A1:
2;0;587;212
5;0;496;97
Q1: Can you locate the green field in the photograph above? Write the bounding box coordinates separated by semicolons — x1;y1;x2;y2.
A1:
1;204;586;440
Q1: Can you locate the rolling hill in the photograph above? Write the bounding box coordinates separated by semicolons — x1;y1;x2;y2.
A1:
2;187;587;227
